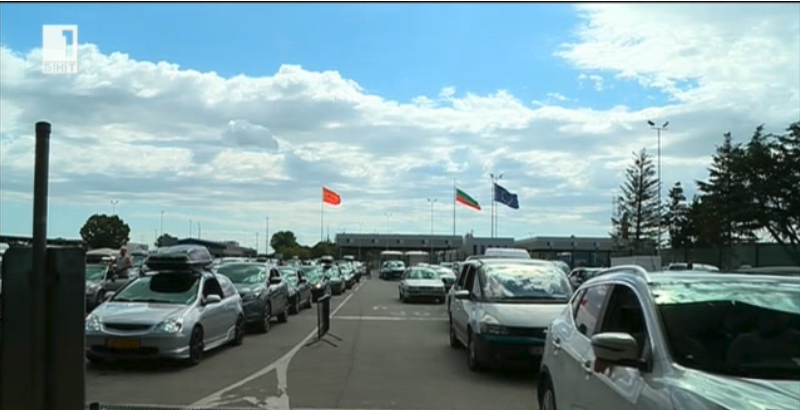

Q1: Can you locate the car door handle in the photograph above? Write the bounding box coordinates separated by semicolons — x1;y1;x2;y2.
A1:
583;360;593;374
551;337;561;350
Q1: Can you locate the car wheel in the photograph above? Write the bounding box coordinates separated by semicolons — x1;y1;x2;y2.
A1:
539;379;558;410
467;331;483;372
277;303;289;323
230;315;245;346
449;317;461;348
184;326;204;366
289;296;300;315
256;303;271;333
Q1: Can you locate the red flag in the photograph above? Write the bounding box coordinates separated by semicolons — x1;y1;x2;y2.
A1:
322;187;341;206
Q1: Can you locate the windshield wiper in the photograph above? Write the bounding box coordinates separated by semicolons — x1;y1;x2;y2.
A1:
130;298;178;304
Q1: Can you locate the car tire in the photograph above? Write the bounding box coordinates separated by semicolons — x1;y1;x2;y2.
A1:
289;296;300;315
230;315;245;346
539;379;558;410
184;326;204;366
277;304;289;323
256;303;271;334
467;331;483;372
449;317;462;348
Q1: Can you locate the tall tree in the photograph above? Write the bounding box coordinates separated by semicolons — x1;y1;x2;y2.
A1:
270;230;299;254
612;149;661;251
735;123;800;264
696;132;757;248
663;182;691;249
80;214;131;249
155;233;178;248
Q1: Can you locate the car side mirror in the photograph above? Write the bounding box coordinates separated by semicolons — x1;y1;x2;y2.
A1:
204;294;222;305
103;292;116;302
269;276;282;285
453;290;470;300
299;278;307;284
591;332;646;371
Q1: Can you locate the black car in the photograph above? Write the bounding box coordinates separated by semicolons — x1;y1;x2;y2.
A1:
380;260;406;280
300;266;331;302
279;267;313;314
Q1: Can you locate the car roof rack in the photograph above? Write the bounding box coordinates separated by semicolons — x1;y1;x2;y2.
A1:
145;244;213;271
595;265;650;281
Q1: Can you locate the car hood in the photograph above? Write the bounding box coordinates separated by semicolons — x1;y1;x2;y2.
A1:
234;284;265;295
482;303;567;328
405;279;445;288
94;302;192;324
671;368;800;410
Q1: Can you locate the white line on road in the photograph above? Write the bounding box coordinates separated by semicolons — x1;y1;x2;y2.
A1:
189;283;363;409
332;315;448;322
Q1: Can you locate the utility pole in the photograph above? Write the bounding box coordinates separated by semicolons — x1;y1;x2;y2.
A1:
426;198;438;235
647;120;669;255
265;217;270;255
489;173;503;238
384;212;392;233
110;200;119;215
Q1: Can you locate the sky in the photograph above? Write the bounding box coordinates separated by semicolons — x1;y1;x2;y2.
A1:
1;3;799;251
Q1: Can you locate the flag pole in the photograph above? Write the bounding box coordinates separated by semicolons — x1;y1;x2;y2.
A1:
453;179;457;236
320;188;324;243
490;177;494;238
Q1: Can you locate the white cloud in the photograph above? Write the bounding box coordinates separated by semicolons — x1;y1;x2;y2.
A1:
1;4;798;247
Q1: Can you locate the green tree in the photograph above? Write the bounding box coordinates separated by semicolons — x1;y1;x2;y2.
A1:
735;122;800;264
664;182;691;249
155;233;178;248
696;132;757;248
612;149;660;252
80;214;131;249
270;230;299;254
309;240;338;258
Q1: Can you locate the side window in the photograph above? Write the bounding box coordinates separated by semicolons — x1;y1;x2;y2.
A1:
598;285;649;358
463;266;477;293
270;269;281;280
202;277;225;298
574;284;610;337
456;264;471;288
470;269;482;298
571;288;587;317
217;275;237;299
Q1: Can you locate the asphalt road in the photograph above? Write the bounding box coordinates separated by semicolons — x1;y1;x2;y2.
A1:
87;278;540;410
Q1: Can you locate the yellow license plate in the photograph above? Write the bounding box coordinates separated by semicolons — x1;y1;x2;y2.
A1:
107;338;140;350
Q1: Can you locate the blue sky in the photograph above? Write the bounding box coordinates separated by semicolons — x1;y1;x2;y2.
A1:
1;3;798;249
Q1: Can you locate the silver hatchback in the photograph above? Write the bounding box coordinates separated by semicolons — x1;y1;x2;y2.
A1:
85;270;245;366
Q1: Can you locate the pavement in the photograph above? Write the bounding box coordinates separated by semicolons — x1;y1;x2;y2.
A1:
87;278;541;410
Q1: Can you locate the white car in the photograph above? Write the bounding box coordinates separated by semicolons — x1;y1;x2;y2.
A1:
398;267;446;303
538;266;800;410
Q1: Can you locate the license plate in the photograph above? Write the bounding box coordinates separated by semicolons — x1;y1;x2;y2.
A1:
531;346;544;355
106;338;140;350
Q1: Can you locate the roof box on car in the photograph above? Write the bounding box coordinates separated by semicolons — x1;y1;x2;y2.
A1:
145;245;213;271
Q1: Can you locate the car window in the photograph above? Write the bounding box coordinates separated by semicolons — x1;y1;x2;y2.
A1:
597;285;649;358
653;279;800;380
571;288;586;316
406;269;438;280
471;269;482;297
216;264;267;284
202;277;225;298
456;264;471;288
112;274;200;305
85;265;107;281
216;274;237;299
481;263;572;302
573;284;610;337
464;266;477;292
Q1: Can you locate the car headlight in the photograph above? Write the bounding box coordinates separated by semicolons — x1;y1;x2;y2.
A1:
315;283;322;289
85;314;102;332
154;318;183;334
85;282;100;294
479;315;509;335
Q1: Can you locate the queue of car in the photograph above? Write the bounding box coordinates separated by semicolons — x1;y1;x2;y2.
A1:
83;246;366;367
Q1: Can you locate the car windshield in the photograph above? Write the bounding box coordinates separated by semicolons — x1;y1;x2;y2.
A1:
406;269;438;280
435;268;455;277
387;261;404;268
216;264;266;284
85;264;107;281
482;264;572;302
300;267;321;280
653;279;800;380
280;269;298;283
111;273;200;305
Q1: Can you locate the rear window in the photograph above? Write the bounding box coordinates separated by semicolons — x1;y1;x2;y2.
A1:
112;273;200;305
482;263;572;302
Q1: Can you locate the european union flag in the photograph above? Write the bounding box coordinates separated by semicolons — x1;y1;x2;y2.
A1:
494;183;519;210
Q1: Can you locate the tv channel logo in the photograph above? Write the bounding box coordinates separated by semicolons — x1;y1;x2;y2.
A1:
42;25;79;75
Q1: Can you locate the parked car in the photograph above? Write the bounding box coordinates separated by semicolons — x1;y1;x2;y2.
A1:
215;262;290;333
538;266;800;410
380;260;406;280
399;267;447;303
568;267;603;289
84;245;245;366
339;264;356;289
301;266;331;302
448;258;573;371
325;265;346;295
279;266;313;314
432;266;457;291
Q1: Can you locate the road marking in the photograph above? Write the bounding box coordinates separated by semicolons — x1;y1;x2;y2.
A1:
189;283;363;409
333;315;448;322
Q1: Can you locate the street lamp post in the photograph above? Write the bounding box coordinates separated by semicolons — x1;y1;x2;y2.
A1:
110;200;119;215
426;198;438;235
647;120;669;255
427;198;438;263
265;217;270;255
384;212;392;233
489;173;503;238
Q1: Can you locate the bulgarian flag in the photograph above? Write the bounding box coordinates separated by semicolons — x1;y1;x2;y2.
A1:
455;187;481;211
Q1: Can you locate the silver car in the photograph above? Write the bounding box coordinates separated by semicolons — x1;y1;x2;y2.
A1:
85;270;245;366
399;267;447;303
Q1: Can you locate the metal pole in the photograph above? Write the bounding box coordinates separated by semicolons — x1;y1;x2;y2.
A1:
489;175;494;238
31;121;51;410
384;212;392;233
265;217;270;254
160;210;164;236
110;200;118;215
453;179;457;236
657;127;661;255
